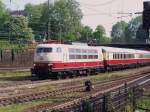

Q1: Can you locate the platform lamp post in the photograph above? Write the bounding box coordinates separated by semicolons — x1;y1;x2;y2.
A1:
8;0;12;42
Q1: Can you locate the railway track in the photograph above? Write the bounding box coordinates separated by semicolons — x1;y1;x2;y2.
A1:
0;66;150;97
0;68;149;97
0;66;149;89
0;71;149;108
23;73;150;112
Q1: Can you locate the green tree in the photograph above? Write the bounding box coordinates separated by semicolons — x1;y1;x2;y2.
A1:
40;0;83;40
0;0;10;31
79;26;93;42
125;16;142;43
8;16;34;40
102;36;112;44
93;25;106;44
24;3;45;40
111;21;127;43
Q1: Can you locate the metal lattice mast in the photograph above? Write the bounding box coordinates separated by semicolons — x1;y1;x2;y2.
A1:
47;0;55;40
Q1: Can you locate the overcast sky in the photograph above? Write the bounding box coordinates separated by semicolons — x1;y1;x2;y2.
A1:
3;0;146;36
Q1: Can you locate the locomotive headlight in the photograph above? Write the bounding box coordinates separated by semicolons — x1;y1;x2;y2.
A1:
48;63;52;66
33;63;36;67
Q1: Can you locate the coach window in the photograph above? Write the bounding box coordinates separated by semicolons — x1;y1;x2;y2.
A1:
129;54;132;58
115;54;117;59
124;54;126;59
94;55;98;59
69;55;75;59
76;55;81;59
116;54;118;59
120;54;121;59
119;54;121;59
88;55;93;59
122;54;125;59
118;54;120;59
117;54;120;59
113;53;115;59
122;54;124;59
83;55;87;59
132;54;134;58
128;54;130;59
127;54;129;59
115;53;117;59
128;54;130;58
120;54;122;59
117;54;119;59
131;54;133;58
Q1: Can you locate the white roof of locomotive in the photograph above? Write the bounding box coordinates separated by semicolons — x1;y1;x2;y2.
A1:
36;44;102;50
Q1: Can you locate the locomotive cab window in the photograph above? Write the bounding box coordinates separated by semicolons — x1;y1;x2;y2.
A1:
36;48;52;53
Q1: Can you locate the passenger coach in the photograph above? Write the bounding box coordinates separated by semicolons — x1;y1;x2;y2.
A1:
101;47;150;70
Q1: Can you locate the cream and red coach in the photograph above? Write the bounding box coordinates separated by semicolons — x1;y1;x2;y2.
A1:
101;47;150;70
31;43;104;78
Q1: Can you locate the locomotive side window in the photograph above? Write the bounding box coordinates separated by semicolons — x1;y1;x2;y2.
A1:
76;55;82;59
82;49;87;53
76;49;81;53
69;48;98;60
69;48;76;53
69;55;76;59
56;47;62;53
36;48;52;53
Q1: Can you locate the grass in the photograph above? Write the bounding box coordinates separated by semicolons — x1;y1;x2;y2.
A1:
0;100;51;112
80;67;140;83
0;40;35;49
0;98;65;112
0;67;149;112
137;97;150;112
0;70;30;78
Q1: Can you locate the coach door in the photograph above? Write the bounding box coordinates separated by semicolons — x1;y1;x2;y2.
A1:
102;49;108;70
63;53;66;61
63;50;67;62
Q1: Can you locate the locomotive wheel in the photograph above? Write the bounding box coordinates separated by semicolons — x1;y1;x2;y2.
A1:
56;74;61;80
86;69;91;76
54;72;62;80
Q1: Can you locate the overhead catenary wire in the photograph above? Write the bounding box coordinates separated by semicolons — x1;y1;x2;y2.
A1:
81;5;118;18
79;0;121;7
79;2;140;19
